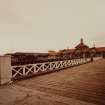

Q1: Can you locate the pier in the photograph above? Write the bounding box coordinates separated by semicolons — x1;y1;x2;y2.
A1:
0;58;105;105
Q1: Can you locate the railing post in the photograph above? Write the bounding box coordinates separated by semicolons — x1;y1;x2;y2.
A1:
0;55;12;85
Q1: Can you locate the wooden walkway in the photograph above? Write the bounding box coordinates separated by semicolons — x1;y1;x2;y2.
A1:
0;59;105;105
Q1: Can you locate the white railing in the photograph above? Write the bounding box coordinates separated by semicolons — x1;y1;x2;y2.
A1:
12;58;90;79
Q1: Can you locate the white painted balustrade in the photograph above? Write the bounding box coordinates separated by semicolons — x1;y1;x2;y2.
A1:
11;58;90;79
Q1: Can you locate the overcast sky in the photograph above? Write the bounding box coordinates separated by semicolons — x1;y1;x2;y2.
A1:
0;0;105;54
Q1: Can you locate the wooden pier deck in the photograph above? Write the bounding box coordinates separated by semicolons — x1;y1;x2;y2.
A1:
0;59;105;105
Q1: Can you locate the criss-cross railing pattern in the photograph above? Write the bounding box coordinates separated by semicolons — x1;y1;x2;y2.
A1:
12;58;90;79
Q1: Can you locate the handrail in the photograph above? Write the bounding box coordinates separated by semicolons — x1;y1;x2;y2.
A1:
11;58;90;79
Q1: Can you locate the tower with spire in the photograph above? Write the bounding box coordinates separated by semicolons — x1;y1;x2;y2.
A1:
80;38;83;44
74;38;89;58
75;38;89;49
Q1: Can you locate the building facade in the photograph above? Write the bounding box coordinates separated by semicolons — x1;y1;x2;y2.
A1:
58;38;105;59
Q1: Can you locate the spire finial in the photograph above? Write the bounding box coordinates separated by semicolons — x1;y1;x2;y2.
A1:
81;38;83;43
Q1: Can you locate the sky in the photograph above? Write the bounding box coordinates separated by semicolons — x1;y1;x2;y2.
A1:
0;0;105;54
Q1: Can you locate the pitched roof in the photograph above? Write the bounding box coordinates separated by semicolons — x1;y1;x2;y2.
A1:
75;38;89;49
75;43;89;49
95;47;105;52
68;49;75;53
59;49;75;54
